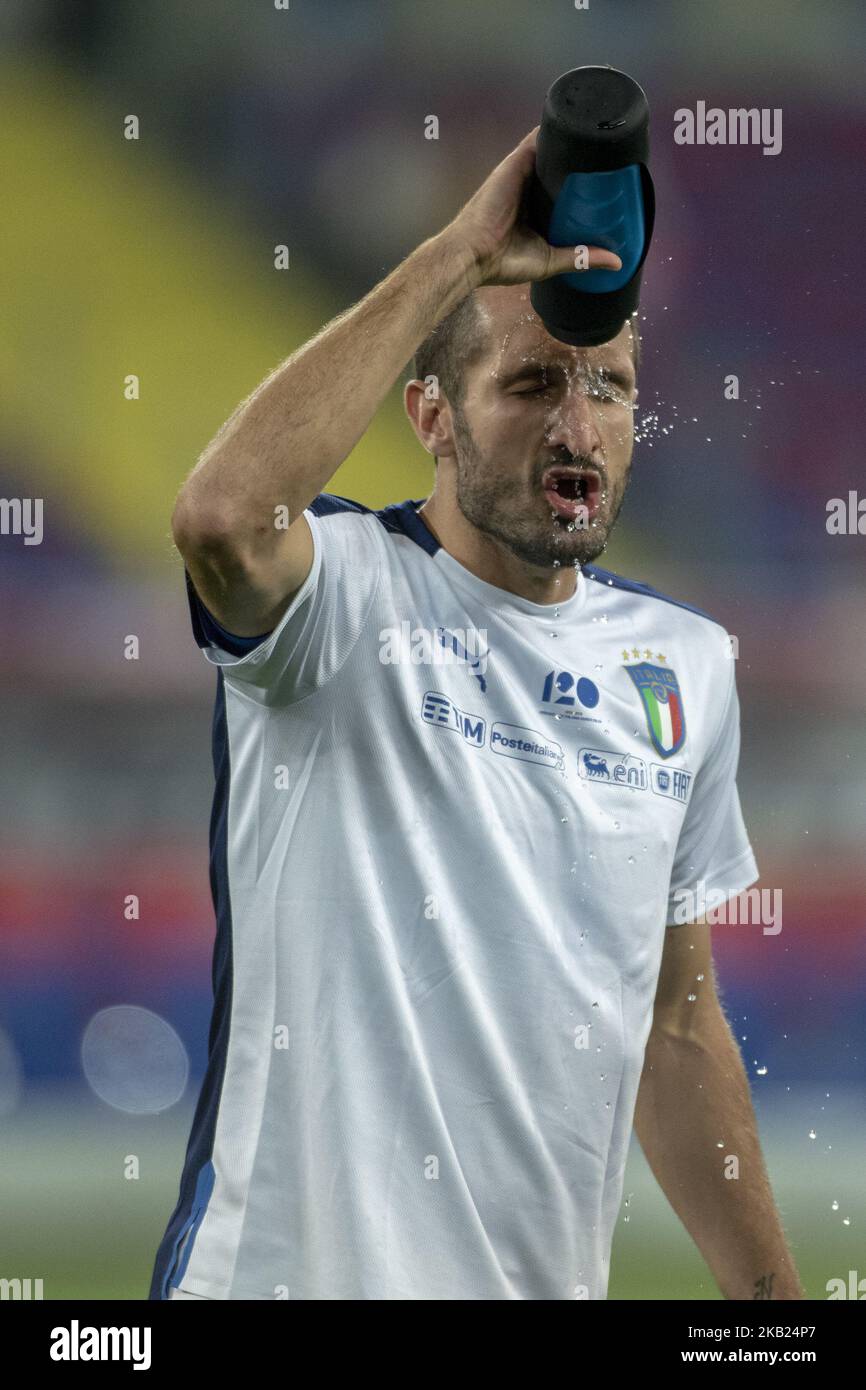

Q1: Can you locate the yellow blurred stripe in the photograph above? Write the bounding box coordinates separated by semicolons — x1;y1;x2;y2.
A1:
0;61;430;572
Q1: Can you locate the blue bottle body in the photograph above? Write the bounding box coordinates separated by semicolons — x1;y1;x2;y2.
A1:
547;164;645;294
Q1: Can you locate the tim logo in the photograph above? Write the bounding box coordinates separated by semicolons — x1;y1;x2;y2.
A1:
540;668;600;719
421;691;485;747
578;747;648;791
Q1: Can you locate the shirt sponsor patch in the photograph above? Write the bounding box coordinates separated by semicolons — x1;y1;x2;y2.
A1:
651;763;693;803
421;691;486;746
490;722;565;771
577;746;648;791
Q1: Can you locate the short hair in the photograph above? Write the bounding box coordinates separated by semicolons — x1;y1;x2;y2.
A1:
412;293;490;413
412;293;641;411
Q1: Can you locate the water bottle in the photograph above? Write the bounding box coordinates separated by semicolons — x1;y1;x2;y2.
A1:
527;65;655;347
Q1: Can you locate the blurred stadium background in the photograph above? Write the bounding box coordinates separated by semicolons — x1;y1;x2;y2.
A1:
0;0;863;1300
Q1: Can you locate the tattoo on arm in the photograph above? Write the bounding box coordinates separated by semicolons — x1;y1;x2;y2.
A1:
753;1272;775;1300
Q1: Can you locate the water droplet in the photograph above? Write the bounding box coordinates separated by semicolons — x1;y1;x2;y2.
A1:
831;1200;839;1212
756;1065;767;1076
687;993;697;1003
808;1129;816;1140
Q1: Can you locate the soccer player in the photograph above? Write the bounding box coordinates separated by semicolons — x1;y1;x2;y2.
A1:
151;127;803;1300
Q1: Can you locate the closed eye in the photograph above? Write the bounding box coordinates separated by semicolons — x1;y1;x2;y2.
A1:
588;373;633;405
504;367;633;402
508;370;558;396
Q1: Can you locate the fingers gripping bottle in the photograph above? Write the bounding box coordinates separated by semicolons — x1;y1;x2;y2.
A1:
527;65;655;347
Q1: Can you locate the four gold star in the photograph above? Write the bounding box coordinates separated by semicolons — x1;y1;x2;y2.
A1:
621;648;670;664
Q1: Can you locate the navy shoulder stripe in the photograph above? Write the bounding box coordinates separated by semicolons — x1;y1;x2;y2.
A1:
375;499;439;555
583;563;718;624
309;493;373;517
309;493;440;556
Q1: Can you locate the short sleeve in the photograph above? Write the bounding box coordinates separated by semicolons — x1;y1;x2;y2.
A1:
185;505;382;705
665;656;759;926
188;587;273;656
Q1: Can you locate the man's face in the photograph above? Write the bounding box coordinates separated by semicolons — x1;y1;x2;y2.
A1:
448;286;637;569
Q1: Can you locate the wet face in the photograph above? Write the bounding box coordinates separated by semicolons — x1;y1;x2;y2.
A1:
449;287;637;569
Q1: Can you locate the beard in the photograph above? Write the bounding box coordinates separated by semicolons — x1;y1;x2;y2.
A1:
450;407;631;570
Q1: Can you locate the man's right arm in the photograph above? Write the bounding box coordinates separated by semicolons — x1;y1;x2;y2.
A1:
172;231;480;636
171;126;621;636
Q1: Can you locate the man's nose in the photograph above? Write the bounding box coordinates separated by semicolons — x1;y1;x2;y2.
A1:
543;385;604;456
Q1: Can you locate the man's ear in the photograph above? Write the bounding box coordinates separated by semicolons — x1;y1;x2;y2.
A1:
404;378;458;460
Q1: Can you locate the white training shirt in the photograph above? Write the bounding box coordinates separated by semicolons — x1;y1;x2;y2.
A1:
152;494;758;1301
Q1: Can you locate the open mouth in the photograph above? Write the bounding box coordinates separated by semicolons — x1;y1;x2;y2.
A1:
541;466;603;522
